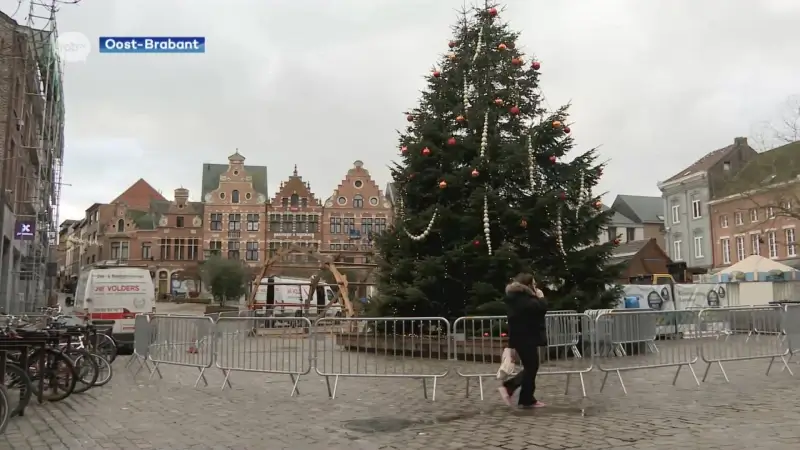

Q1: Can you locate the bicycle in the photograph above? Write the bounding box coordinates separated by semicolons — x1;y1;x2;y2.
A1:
0;384;10;435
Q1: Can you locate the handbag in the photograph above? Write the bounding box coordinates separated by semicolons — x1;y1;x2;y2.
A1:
496;347;518;380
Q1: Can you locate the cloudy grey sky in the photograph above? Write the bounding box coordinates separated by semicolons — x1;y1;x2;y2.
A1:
3;0;800;222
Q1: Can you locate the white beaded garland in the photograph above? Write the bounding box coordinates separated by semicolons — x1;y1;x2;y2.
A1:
399;197;438;241
483;194;492;255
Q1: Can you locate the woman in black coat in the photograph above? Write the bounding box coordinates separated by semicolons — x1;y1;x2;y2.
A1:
498;273;548;408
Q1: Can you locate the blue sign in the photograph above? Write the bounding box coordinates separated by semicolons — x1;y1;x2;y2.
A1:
14;219;35;240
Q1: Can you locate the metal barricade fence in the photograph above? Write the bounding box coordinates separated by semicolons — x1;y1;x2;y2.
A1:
785;304;800;369
594;310;700;394
451;312;593;400
214;316;313;395
125;314;157;377
697;306;791;382
313;317;450;401
147;315;215;387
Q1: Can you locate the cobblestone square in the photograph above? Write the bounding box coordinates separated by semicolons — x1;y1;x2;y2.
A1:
2;353;800;450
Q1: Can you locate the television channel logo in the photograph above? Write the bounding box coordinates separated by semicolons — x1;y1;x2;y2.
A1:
98;37;206;54
56;31;91;63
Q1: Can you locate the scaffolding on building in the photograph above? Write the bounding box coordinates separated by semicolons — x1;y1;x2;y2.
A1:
5;0;68;312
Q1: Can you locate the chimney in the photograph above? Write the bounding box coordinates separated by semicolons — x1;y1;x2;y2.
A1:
734;137;747;146
174;188;189;205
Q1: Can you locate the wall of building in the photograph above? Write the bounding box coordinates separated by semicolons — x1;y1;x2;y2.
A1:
598;224;644;244
663;177;713;268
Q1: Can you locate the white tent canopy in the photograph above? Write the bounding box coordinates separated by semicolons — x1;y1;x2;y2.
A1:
718;255;797;274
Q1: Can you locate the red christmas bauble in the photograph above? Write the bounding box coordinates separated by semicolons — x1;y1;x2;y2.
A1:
564;126;571;134
494;98;503;106
433;70;441;78
613;239;620;245
559;192;567;200
531;61;541;70
422;147;431;156
447;137;457;146
471;169;480;177
498;43;507;51
448;40;456;48
406;114;414;122
594;200;602;210
511;58;522;66
439;180;447;189
488;7;498;16
473;239;481;247
509;106;520;115
549;155;557;163
401;146;408;154
455;115;466;123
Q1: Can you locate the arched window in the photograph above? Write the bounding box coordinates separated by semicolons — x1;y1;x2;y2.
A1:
290;194;299;207
353;194;364;209
232;190;240;204
117;219;125;232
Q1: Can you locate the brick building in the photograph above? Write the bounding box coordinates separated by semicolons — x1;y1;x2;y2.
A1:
201;151;269;268
322;160;392;263
267;165;323;262
708;141;800;268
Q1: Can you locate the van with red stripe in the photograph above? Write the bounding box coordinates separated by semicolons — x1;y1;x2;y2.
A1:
253;276;340;317
73;264;156;350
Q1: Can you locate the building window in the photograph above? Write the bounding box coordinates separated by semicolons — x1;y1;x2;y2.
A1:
173;238;185;260
607;226;618;242
343;217;356;235
626;227;636;241
751;234;761;256
783;201;793;212
290;194;299;207
246;241;259;261
734;212;743;226
301;198;308;208
691;200;701;219
246;214;259;231
671;204;680;224
176;216;184;228
330;217;342;234
268;242;279;257
160;238;172;260
187;239;199;260
719;215;729;229
353;195;364;209
308;214;319;232
282;197;289;208
673;240;682;261
269;214;281;231
117;219;125;232
768;231;778;258
374;218;387;234
232;190;240;204
750;208;758;222
208;240;222;257
735;236;745;261
721;238;731;264
228;240;241;259
693;236;703;258
210;213;223;231
786;228;797;257
362;217;374;235
281;214;293;233
295;214;308;233
228;214;241;231
767;207;775;219
111;242;121;259
142;243;152;260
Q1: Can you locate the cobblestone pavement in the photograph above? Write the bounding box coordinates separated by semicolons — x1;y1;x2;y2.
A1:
2;351;800;450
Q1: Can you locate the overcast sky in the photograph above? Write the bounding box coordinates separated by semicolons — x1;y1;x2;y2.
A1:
3;0;800;222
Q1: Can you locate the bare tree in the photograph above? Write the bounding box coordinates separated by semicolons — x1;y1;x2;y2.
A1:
750;95;800;151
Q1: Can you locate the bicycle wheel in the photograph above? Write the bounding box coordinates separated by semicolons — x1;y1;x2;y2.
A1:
4;362;33;418
64;349;99;394
0;384;10;435
28;348;78;402
91;333;118;364
90;352;113;387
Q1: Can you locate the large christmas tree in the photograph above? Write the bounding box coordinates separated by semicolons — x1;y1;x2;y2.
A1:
374;4;622;318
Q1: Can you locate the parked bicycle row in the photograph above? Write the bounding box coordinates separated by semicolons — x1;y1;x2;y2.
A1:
0;309;119;434
128;304;800;401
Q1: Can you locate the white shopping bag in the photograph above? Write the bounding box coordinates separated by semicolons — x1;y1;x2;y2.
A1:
496;347;517;380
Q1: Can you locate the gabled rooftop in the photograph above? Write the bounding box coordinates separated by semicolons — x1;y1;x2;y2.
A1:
662;137;750;185
612;195;664;224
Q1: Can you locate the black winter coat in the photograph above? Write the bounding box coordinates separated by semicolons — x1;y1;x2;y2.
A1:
504;281;548;349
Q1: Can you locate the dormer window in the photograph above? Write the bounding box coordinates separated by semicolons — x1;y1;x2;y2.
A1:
282;197;289;208
301;197;308;208
117;219;125;232
353;194;364;209
232;190;240;204
290;194;299;207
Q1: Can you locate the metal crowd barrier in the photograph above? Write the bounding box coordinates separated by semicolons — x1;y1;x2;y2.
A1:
314;317;450;400
128;305;800;401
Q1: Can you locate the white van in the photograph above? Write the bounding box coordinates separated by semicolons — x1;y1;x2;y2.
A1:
252;276;340;317
73;264;156;349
